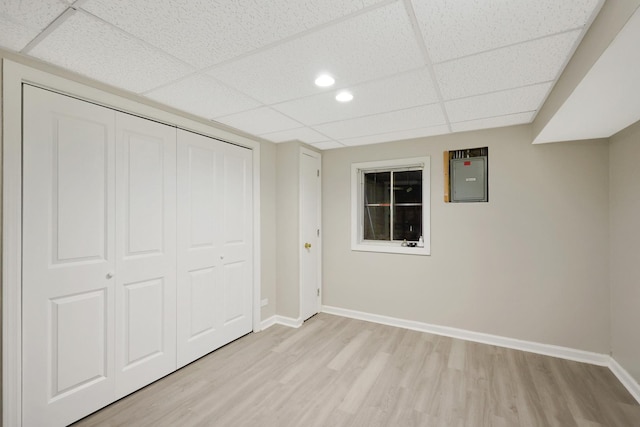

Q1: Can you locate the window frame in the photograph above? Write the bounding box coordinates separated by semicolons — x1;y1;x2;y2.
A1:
351;157;431;255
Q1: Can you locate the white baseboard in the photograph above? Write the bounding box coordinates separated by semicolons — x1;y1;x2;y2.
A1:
260;315;277;330
321;305;610;367
260;315;303;330
609;357;640;404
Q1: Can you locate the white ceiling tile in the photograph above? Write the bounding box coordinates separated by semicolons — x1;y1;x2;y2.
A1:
445;83;552;123
435;31;581;100
29;10;193;93
451;112;535;133
314;104;446;140
81;0;387;69
340;125;450;146
260;127;329;144
310;141;345;150
411;0;601;63
145;74;260;119
534;6;640;144
0;0;68;51
272;68;439;125
208;2;424;104
215;107;301;135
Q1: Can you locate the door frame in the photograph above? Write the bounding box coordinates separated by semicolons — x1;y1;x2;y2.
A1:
298;147;322;321
2;59;262;427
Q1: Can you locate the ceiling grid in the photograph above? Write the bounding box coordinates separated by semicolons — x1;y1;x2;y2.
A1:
0;0;609;148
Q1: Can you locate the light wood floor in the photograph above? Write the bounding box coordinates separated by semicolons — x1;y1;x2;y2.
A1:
73;313;640;426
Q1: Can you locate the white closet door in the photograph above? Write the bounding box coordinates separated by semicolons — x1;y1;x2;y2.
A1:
218;141;253;344
114;113;177;397
22;86;116;427
176;130;253;367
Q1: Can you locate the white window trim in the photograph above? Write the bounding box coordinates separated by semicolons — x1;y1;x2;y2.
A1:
351;157;431;256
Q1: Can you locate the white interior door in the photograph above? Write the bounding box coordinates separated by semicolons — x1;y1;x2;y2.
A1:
22;85;116;427
114;113;177;397
300;149;321;322
176;130;253;367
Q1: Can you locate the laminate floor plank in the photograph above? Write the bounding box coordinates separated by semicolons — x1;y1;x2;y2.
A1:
72;313;640;427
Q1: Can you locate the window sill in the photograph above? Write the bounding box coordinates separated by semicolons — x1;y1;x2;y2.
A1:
351;241;430;256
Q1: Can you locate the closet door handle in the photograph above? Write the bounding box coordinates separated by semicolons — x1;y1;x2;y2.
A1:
106;272;114;279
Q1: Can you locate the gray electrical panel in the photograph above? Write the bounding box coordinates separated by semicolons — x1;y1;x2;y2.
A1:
451;156;488;202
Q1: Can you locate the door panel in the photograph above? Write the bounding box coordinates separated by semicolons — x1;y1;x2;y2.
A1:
51;289;107;397
177;131;223;366
55;116;109;263
187;267;217;340
177;130;252;367
188;146;217;248
114;112;177;397
22;85;116;427
300;151;321;321
219;143;253;340
122;278;164;367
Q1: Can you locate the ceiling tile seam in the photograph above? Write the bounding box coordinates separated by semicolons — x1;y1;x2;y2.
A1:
138;70;206;96
312;141;347;148
402;0;452;133
450;110;536;126
139;71;271;115
338;122;448;142
69;0;90;9
266;65;432;109
307;100;443;128
443;80;555;104
20;7;76;54
196;0;399;74
526;4;606;126
432;26;589;67
214;105;309;132
448;109;539;125
76;8;197;78
259;126;341;146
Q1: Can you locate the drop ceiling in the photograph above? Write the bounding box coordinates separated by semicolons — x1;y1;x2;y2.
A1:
1;0;605;149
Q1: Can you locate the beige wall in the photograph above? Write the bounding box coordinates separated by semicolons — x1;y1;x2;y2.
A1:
276;142;300;319
610;119;640;382
260;141;277;320
322;125;611;353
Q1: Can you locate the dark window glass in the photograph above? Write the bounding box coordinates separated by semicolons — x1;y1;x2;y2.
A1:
393;205;422;241
364;206;391;240
363;169;422;241
364;172;390;205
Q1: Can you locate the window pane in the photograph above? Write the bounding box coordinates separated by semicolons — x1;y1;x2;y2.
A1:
393;205;422;241
364;172;390;205
394;170;422;204
364;206;390;240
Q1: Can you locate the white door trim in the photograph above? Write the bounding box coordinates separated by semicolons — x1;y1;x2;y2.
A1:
2;59;262;427
298;147;322;320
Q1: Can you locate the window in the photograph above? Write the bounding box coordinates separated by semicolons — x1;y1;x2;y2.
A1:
351;157;430;255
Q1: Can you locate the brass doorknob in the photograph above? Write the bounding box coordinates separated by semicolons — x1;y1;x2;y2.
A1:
304;242;312;249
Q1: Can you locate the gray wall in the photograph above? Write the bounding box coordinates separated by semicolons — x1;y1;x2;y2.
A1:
610;119;640;383
275;142;301;319
260;141;277;320
322;125;611;353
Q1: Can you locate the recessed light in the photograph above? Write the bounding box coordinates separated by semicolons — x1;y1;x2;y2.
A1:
336;91;353;102
314;74;335;87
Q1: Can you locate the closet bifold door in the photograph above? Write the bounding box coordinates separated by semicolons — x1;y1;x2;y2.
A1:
176;130;253;368
114;112;177;398
22;86;117;427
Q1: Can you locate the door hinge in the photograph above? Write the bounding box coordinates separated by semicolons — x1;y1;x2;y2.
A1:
317;289;320;297
317;228;320;237
317;169;320;177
